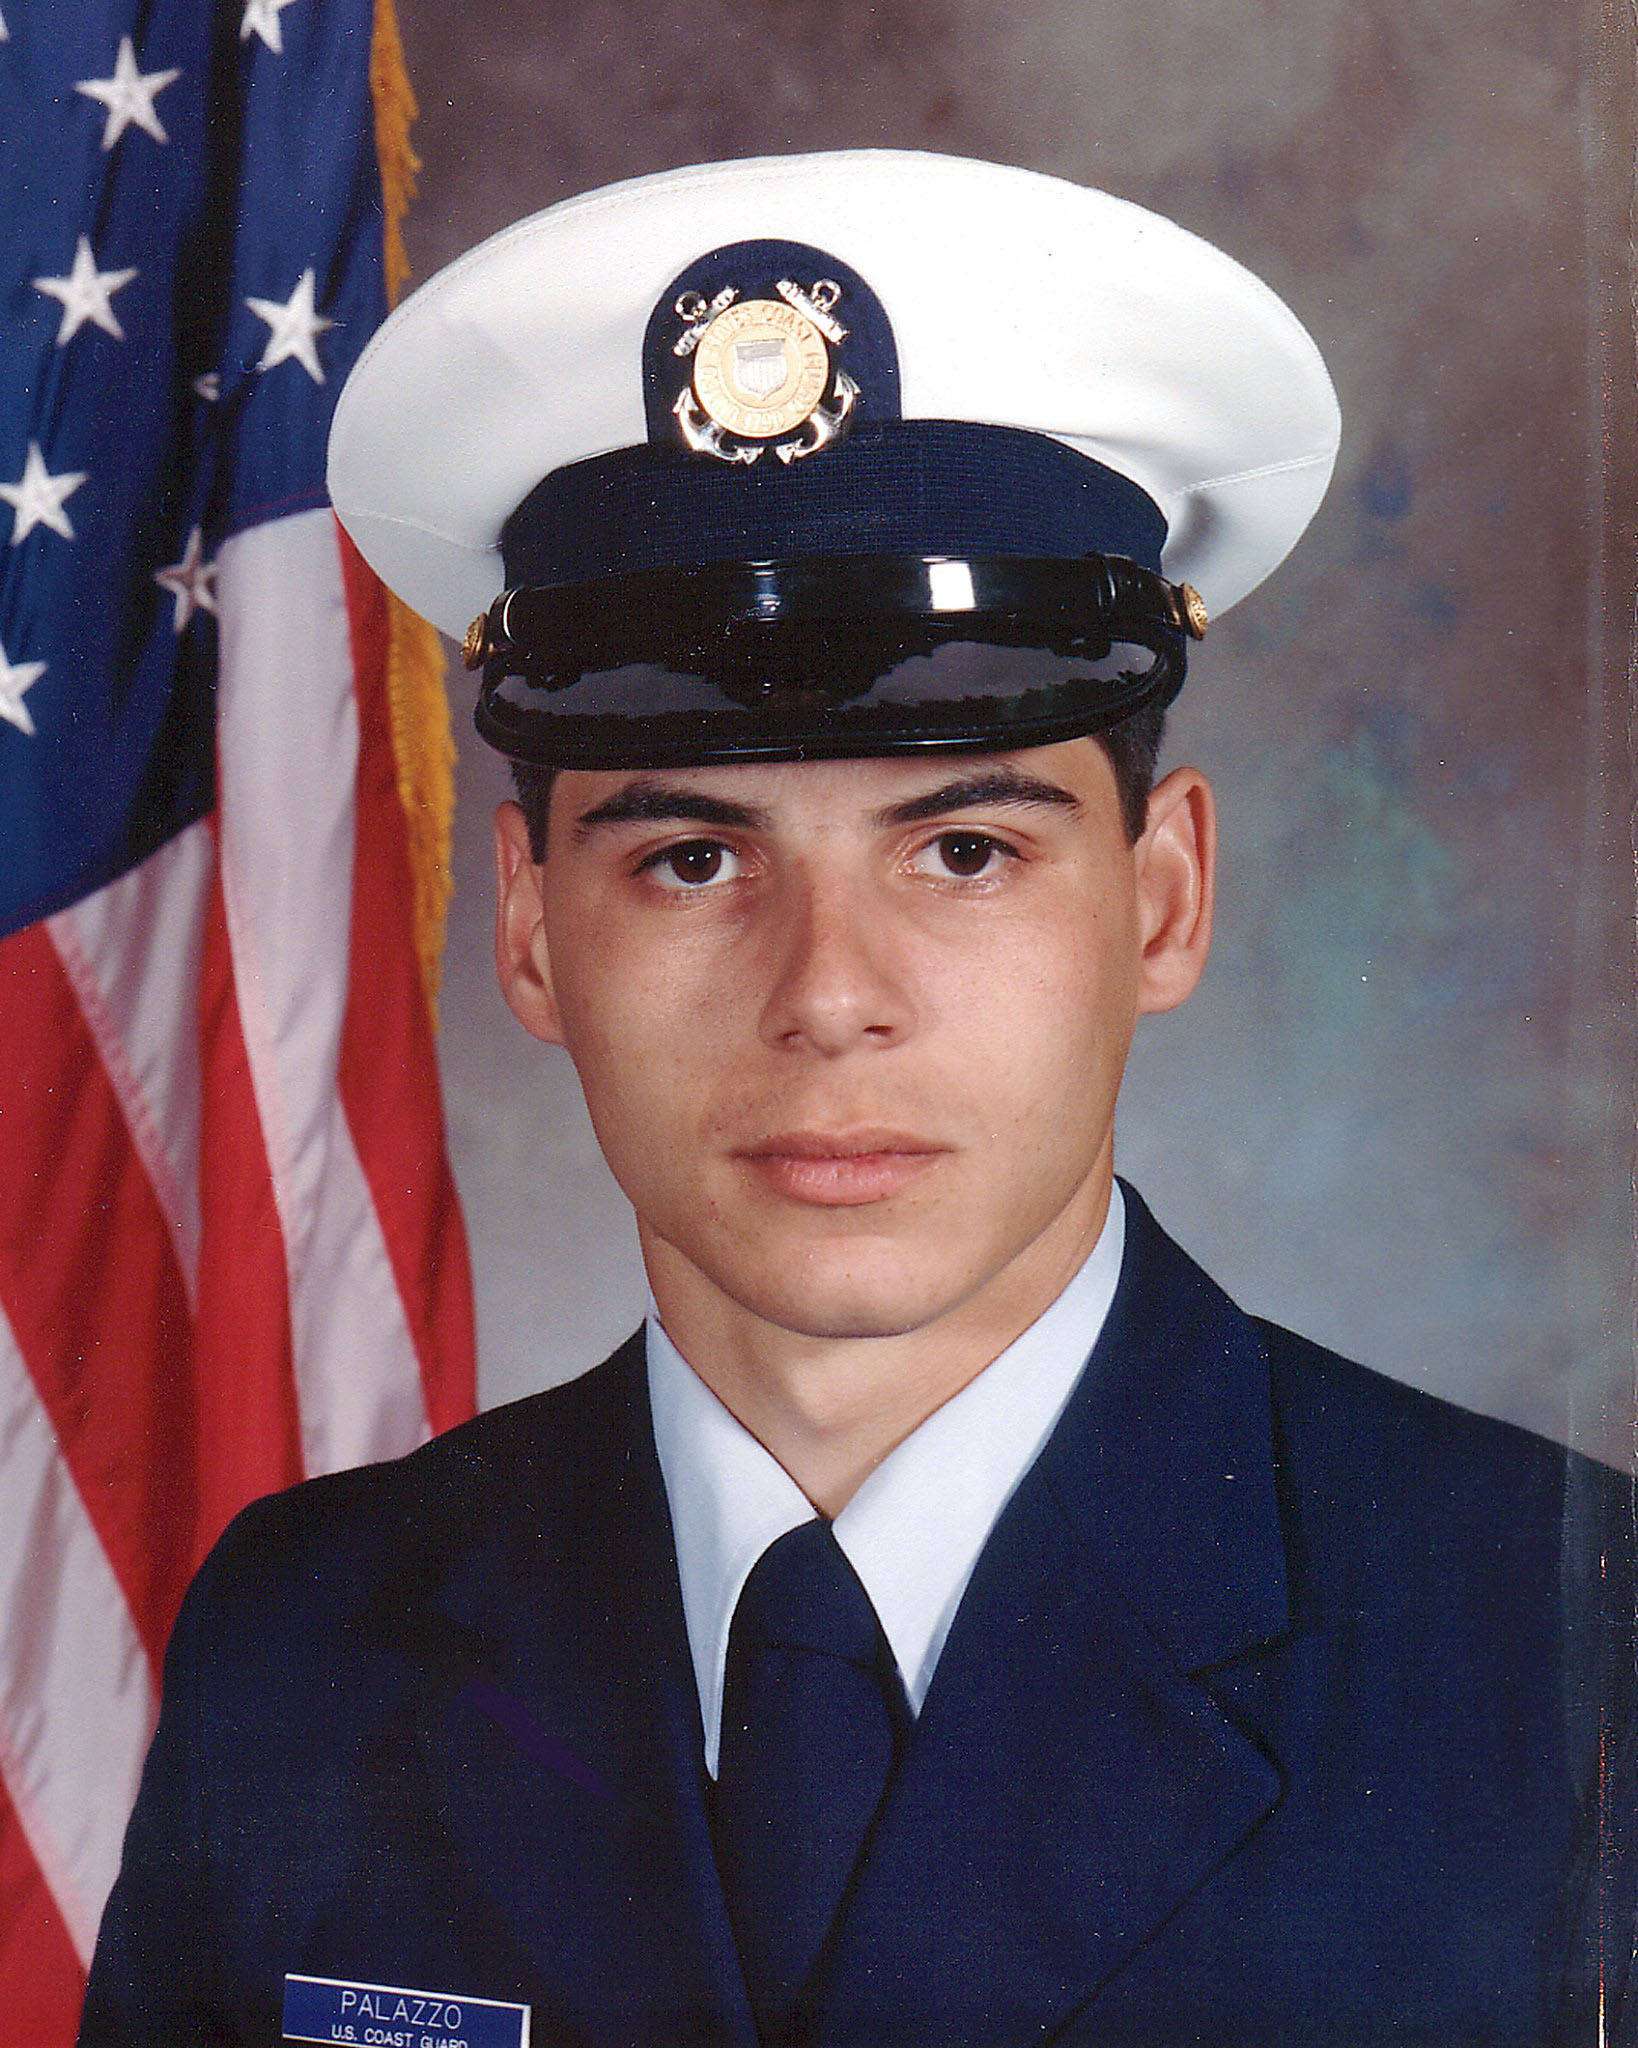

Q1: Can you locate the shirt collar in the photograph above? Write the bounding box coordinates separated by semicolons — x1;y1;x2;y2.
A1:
646;1183;1126;1775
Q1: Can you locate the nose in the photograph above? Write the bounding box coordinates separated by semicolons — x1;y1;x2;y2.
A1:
757;866;916;1055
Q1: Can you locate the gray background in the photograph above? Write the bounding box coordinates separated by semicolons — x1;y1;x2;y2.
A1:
394;0;1637;1466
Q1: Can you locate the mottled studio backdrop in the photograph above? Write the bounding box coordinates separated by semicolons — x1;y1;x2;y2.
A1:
393;0;1637;1465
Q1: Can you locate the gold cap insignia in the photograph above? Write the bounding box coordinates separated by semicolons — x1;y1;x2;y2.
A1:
693;301;830;440
671;278;858;467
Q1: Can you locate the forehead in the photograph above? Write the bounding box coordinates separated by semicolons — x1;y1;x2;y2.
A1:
550;738;1122;841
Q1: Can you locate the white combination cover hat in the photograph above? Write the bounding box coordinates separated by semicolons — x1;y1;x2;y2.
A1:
329;149;1340;768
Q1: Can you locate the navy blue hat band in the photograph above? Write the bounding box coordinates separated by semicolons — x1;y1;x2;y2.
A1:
501;421;1169;589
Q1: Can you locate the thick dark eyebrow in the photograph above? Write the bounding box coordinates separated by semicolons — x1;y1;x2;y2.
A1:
571;780;772;842
874;769;1084;829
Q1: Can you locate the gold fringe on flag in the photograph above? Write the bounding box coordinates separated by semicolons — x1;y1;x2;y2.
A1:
370;0;457;1012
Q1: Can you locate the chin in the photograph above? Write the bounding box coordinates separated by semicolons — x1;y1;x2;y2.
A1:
728;1245;973;1344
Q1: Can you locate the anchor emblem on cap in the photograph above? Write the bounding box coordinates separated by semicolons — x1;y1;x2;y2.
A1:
671;278;859;466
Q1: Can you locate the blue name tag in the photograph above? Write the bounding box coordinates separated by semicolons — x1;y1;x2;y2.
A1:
283;1974;530;2048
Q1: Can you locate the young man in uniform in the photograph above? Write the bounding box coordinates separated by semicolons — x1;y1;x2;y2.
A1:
82;151;1634;2048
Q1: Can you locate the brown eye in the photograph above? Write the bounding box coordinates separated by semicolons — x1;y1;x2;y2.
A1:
643;838;741;888
669;842;723;883
932;832;1003;878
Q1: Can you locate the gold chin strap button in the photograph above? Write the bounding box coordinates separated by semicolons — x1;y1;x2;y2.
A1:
1179;582;1209;640
462;612;492;671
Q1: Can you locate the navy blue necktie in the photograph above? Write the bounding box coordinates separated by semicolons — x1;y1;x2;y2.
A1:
711;1518;912;2045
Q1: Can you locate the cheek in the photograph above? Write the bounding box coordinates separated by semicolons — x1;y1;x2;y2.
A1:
955;903;1138;1085
963;931;1136;1241
542;918;731;1172
553;1011;700;1229
547;894;671;1047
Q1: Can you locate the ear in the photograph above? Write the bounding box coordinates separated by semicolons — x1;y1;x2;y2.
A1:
1132;766;1216;1016
493;801;568;1045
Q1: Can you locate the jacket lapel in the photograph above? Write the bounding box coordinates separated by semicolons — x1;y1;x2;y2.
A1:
386;1337;755;2048
814;1188;1292;2048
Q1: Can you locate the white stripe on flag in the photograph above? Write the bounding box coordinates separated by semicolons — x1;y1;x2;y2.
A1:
46;822;214;1302
0;1303;155;1965
214;509;432;1475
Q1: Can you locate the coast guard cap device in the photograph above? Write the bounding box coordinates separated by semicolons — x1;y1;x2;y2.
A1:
328;150;1340;769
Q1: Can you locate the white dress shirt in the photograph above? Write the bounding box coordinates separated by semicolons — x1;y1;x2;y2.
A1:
646;1183;1126;1775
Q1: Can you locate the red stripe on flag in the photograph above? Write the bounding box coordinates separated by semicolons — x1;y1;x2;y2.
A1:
335;525;476;1436
190;850;305;1550
0;923;194;1665
0;1777;84;2048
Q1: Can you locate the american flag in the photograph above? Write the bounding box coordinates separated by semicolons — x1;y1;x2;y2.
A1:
0;1;477;2035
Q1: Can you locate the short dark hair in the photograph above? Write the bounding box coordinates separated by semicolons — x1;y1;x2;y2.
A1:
1100;699;1169;842
509;703;1167;861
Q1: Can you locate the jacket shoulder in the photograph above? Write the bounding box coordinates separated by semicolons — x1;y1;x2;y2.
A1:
1253;1311;1631;1501
1248;1313;1634;1635
187;1333;645;1635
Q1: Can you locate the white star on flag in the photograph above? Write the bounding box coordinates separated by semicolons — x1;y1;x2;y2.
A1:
153;527;219;631
0;8;10;42
246;268;335;383
0;443;88;545
34;237;140;345
75;36;181;150
241;0;304;54
193;371;222;403
0;640;44;737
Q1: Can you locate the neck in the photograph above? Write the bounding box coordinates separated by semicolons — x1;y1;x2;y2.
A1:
642;1181;1112;1516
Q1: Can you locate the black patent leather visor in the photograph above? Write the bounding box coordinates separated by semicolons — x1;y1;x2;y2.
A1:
467;552;1202;769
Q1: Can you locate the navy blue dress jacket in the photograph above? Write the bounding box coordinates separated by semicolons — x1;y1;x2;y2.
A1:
80;1188;1636;2046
